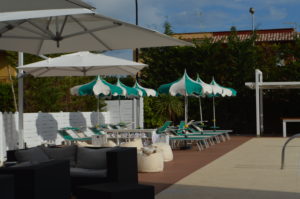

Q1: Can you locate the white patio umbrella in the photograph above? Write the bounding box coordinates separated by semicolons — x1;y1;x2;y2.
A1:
0;8;192;55
18;51;147;76
19;51;147;126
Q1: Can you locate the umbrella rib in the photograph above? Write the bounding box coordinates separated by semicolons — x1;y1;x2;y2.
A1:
89;33;112;51
35;68;52;77
37;39;45;55
1;35;49;40
0;20;26;35
80;66;95;73
67;15;113;50
37;17;54;55
65;15;120;50
59;16;69;37
46;17;53;30
86;65;136;75
114;66;135;75
24;68;49;77
26;20;56;38
3;21;51;39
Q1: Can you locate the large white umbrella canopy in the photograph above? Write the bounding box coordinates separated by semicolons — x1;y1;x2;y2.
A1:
17;51;147;76
0;9;192;55
0;0;94;21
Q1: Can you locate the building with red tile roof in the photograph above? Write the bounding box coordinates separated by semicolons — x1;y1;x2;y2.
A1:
172;28;299;44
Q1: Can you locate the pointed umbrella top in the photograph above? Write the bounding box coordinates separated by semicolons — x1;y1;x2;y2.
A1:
134;81;158;97
71;76;123;97
158;70;202;96
210;78;237;97
210;78;225;96
196;74;213;96
116;78;140;98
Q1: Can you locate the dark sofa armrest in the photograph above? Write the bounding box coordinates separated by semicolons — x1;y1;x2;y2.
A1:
106;147;138;184
0;160;71;199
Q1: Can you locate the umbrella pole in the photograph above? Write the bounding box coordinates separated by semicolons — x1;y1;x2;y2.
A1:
199;96;203;122
213;96;216;129
118;96;121;123
132;99;135;129
97;96;100;125
18;52;24;149
185;95;188;123
137;97;140;128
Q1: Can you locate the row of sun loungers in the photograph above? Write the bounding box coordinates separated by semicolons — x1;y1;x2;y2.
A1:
162;121;232;151
57;125;153;145
57;121;232;150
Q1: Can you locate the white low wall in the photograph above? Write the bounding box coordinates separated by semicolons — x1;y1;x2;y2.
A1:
0;99;143;163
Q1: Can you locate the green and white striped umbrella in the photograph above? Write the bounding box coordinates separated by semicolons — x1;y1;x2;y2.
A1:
115;78;141;123
158;70;203;123
132;81;158;128
134;81;158;97
70;76;123;124
116;78;140;98
209;78;237;129
71;76;123;97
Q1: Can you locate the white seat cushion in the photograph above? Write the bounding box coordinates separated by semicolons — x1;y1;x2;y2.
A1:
137;152;164;172
152;142;173;162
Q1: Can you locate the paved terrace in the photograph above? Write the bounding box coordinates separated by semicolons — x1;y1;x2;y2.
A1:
139;137;300;199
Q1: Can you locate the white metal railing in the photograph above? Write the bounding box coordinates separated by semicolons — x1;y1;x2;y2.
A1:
280;133;300;169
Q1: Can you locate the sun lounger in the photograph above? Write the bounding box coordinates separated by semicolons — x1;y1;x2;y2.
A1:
156;121;173;134
180;121;231;142
166;122;217;150
169;136;211;151
88;127;106;135
170;121;219;144
58;128;91;144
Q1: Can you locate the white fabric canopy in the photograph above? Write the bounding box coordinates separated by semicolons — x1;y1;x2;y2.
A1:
0;0;94;21
17;51;147;76
0;12;192;55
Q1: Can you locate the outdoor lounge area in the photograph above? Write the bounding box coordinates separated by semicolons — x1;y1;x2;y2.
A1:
2;1;300;199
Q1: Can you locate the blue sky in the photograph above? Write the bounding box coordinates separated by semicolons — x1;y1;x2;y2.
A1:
82;0;300;59
85;0;300;33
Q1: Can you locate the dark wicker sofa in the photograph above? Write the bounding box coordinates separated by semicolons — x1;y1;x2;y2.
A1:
0;159;70;199
4;145;138;196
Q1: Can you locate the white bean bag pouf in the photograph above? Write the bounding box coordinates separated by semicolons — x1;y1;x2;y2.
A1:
120;138;143;150
152;142;173;162
138;150;164;172
102;140;117;147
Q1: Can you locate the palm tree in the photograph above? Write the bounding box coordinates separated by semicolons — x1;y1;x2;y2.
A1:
154;95;184;122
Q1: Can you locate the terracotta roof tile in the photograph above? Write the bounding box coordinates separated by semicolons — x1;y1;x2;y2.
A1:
173;28;299;43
